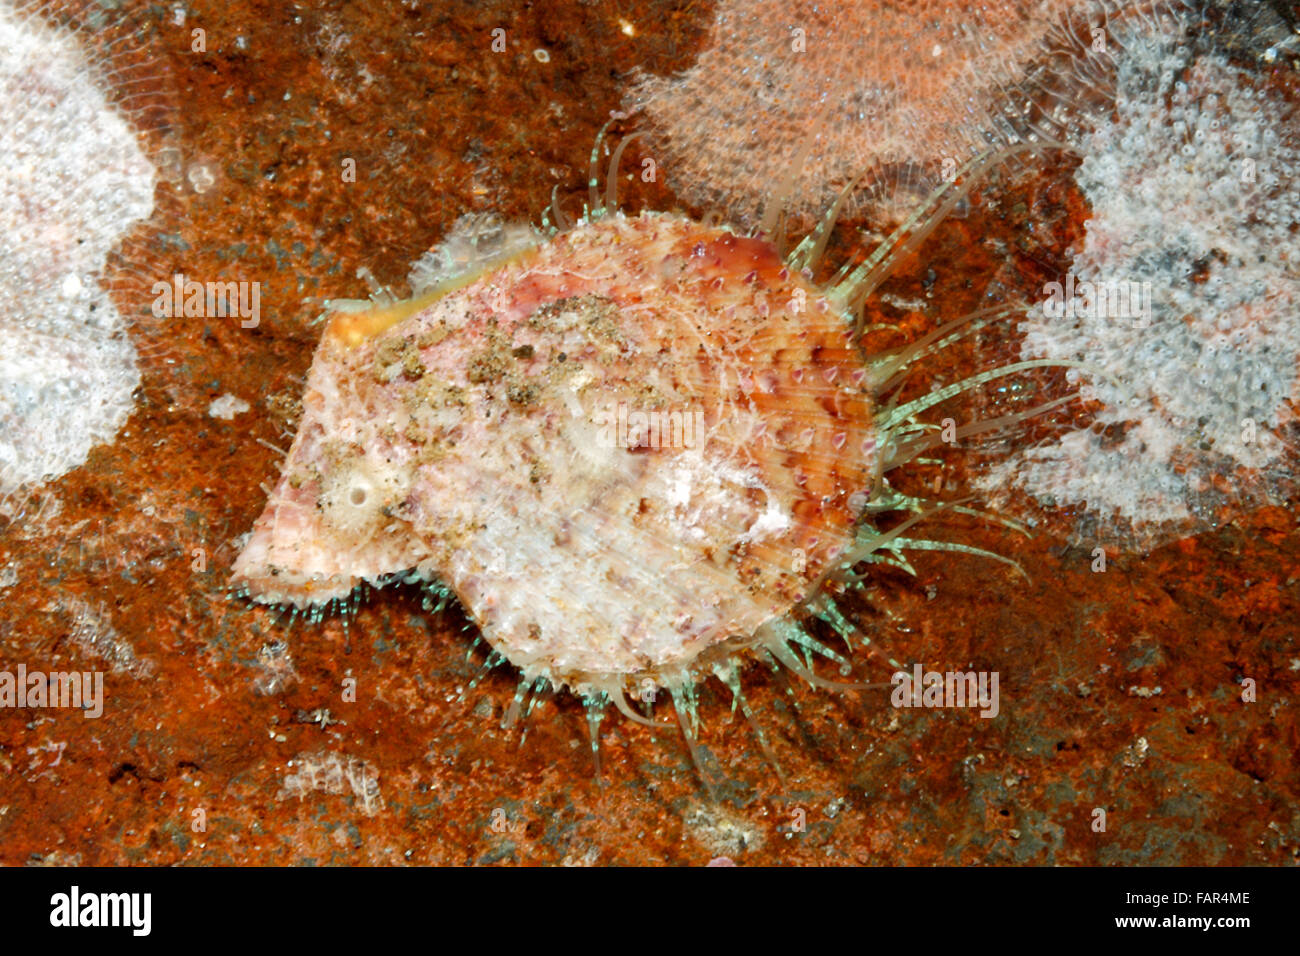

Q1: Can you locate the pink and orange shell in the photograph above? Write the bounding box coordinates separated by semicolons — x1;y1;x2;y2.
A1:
231;211;877;690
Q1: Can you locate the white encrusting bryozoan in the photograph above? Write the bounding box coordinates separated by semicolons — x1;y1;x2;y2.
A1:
977;20;1300;546
0;1;157;499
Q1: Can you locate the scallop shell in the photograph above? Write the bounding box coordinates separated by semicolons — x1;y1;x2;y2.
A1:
232;211;877;690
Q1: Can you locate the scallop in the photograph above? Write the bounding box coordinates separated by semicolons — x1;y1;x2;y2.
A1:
233;210;876;675
232;148;1053;770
